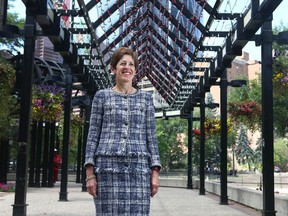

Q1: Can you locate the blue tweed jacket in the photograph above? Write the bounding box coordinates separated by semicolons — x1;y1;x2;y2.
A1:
84;89;161;170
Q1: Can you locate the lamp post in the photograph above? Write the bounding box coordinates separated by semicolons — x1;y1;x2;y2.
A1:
199;101;219;195
261;19;275;216
13;13;36;216
253;23;288;216
215;77;246;205
59;66;72;201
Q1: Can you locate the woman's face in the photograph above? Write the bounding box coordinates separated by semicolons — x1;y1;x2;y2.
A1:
112;54;136;83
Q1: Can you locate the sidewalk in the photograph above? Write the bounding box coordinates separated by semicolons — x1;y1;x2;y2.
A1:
1;182;261;216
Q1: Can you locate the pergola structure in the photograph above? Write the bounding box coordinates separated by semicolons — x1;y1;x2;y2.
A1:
0;0;284;216
1;0;280;112
7;0;278;113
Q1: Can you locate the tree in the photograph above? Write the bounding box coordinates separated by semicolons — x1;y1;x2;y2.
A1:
274;138;288;172
0;58;18;138
235;126;255;171
57;114;84;168
272;24;288;136
156;117;188;170
0;0;25;52
205;92;218;117
273;55;288;136
253;137;263;171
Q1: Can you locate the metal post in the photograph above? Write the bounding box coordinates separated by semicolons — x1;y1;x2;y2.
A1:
0;0;8;27
59;67;72;201
48;122;56;187
220;69;228;205
76;124;83;183
261;19;276;216
0;137;9;183
199;97;206;195
28;121;37;187
41;122;50;187
82;97;91;192
34;121;43;187
187;111;193;189
13;14;36;216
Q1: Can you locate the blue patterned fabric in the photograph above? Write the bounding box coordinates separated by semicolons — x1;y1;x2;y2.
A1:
94;156;151;216
84;88;161;215
84;89;161;169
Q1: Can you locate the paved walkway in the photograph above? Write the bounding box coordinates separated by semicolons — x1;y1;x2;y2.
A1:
1;182;261;216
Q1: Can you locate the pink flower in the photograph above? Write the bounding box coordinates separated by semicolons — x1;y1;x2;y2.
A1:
282;76;288;83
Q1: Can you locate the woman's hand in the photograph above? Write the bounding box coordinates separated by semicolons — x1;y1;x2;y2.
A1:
150;170;159;197
86;165;97;197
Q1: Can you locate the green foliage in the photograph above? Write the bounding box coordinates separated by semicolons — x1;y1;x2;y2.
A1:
235;126;255;171
273;24;288;55
57;114;84;166
156;117;188;170
0;61;18;137
228;76;261;103
273;54;288;136
0;9;25;52
253;138;262;171
274;138;288;172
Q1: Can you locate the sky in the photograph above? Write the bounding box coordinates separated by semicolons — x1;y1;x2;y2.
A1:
9;0;288;61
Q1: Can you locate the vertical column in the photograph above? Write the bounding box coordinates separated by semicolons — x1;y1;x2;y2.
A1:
41;122;50;187
13;14;36;216
82;97;91;192
59;67;72;201
187;111;193;189
34;121;43;187
28;121;37;187
48;122;56;187
199;97;206;195
261;19;276;216
0;137;9;183
220;70;228;205
0;0;8;27
76;123;83;183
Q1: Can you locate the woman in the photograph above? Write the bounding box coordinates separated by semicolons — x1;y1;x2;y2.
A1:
84;47;161;215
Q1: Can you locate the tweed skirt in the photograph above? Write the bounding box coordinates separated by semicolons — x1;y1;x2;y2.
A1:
93;156;151;216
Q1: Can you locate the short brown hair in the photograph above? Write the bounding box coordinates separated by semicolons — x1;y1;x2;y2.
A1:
110;47;139;70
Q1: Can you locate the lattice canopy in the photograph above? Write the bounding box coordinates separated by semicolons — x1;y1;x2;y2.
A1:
20;0;283;113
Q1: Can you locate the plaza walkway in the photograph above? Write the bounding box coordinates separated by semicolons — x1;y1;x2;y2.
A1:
1;182;261;216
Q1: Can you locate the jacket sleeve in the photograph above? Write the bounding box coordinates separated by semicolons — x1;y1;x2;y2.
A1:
146;93;161;169
84;91;104;167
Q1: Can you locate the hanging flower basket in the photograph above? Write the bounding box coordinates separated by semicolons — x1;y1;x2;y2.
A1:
192;128;201;139
228;100;261;131
31;85;64;122
204;117;232;135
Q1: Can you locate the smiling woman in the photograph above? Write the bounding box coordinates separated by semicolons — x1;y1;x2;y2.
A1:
84;47;161;216
110;47;138;91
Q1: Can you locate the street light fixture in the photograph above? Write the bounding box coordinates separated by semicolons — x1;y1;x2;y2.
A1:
229;79;247;87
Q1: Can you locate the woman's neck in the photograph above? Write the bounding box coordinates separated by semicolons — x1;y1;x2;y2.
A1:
113;84;135;94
